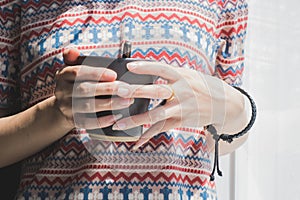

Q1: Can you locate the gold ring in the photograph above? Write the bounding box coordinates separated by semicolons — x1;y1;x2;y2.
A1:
166;85;175;102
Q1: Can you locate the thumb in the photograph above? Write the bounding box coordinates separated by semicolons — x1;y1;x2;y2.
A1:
63;48;80;65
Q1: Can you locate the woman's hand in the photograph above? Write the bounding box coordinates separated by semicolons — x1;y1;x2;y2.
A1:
54;49;134;130
110;61;223;147
112;61;248;149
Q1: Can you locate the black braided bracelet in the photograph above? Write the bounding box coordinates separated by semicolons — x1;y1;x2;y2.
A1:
205;86;257;181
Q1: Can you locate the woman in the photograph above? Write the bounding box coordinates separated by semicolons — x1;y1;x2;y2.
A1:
0;0;252;199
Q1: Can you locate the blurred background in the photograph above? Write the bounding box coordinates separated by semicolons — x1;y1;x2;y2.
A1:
216;0;300;199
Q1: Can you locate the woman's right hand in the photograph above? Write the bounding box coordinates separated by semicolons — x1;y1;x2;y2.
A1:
54;49;134;130
1;48;136;167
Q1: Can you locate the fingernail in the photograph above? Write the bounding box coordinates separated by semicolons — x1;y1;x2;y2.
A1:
129;98;135;104
104;70;117;78
112;122;126;130
132;145;139;151
117;86;130;96
120;98;133;106
113;114;123;121
133;142;142;150
63;49;70;55
127;62;138;70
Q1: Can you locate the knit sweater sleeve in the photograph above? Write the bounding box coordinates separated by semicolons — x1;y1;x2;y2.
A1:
0;0;21;116
214;0;248;86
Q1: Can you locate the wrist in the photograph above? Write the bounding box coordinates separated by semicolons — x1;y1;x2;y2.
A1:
37;96;74;133
203;75;228;132
205;85;256;181
219;84;251;134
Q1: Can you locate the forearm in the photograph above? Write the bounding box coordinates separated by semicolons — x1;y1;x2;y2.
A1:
0;96;73;167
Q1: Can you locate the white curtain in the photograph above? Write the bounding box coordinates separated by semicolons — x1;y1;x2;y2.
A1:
217;0;300;199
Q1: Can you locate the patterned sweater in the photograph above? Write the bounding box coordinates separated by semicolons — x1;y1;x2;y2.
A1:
0;0;248;199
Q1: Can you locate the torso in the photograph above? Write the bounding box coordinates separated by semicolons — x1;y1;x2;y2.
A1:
11;0;242;199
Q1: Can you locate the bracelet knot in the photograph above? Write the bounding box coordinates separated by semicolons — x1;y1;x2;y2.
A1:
219;134;233;143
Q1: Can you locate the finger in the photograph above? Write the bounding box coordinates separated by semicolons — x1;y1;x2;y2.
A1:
133;118;179;150
73;81;123;97
63;48;80;65
62;49;116;81
73;97;134;113
74;113;123;129
127;61;181;82
112;105;170;130
56;65;117;82
55;81;74;98
116;84;173;99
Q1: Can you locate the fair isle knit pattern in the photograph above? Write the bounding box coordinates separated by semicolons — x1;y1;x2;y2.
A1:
0;0;248;199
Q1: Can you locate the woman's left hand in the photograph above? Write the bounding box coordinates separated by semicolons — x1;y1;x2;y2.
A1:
112;61;231;149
